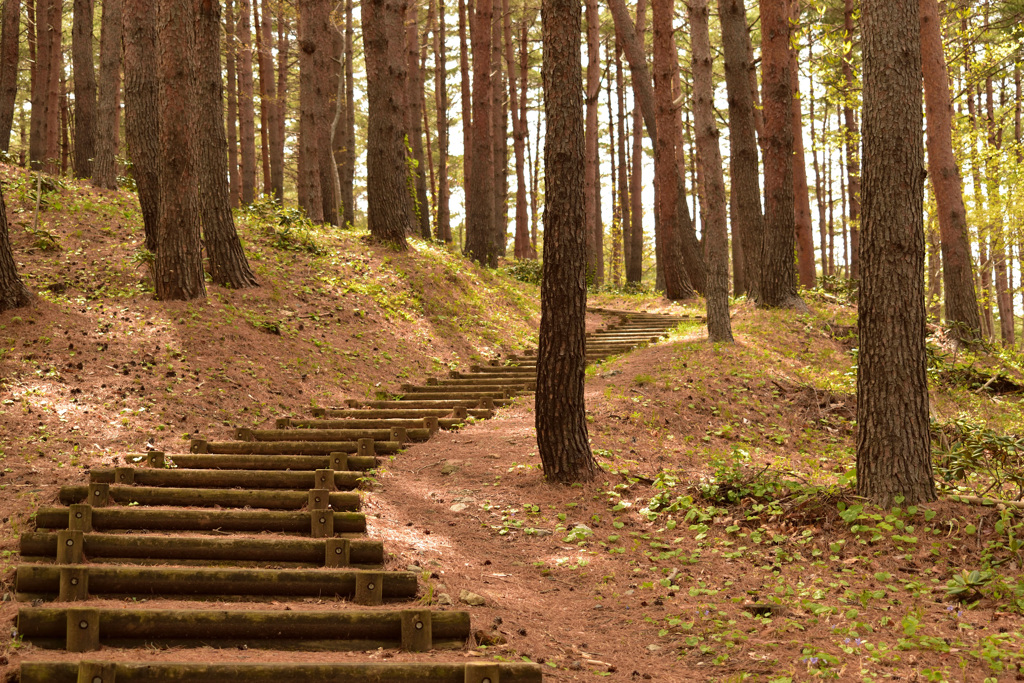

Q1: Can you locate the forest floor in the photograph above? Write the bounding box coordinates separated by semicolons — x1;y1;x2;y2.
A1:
2;167;1024;681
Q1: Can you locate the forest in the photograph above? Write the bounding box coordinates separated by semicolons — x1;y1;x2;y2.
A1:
0;0;1023;680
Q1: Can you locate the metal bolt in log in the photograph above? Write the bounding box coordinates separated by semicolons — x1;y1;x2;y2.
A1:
68;504;93;532
234;428;255;441
354;571;383;605
324;538;351;568
112;468;134;485
329;453;349;471
59;566;89;601
477;398;496;410
56;530;84;564
66;608;100;652
275;417;290;429
311;510;334;538
189;439;209;454
307;489;330;510
88;484;109;508
401;610;433;651
452;406;468;419
344;399;361;408
316;469;336;491
423;417;439;434
357;438;374;458
465;663;501;683
427;377;438;385
76;660;117;683
146;452;165;468
390;427;408;444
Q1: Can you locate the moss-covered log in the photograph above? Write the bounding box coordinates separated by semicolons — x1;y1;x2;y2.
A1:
34;507;366;534
58;486;361;511
165;454;376;471
190;440;399;456
89;468;362;490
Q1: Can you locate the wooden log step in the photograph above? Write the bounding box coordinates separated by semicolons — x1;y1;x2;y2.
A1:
21;660;543;683
277;417;436;432
311;407;486;419
58;486;361;511
34;506;366;534
282;418;465;431
166;453;376;471
468;365;536;373
20;532;383;566
236;427;431;444
352;399;504;409
190;439;400;456
17;607;471;652
450;371;535;381
16;565;418;600
430;378;536;388
90;467;362;490
394;390;512;401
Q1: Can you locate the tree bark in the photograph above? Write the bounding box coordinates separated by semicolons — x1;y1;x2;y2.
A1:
718;0;762;301
615;39;630;283
758;0;801;308
72;0;96;179
406;0;431;238
607;53;620;286
316;5;339;226
297;0;324;222
584;0;600;284
689;0;731;342
458;0;472;236
842;0;861;282
155;0;206;301
341;0;355;226
810;69;827;287
275;4;290;205
652;0;694;299
789;1;815;288
363;0;411;247
536;0;597;484
93;0;122;190
465;0;496;266
0;184;32;311
197;0;258;289
491;0;508;257
857;0;934;507
44;0;60;173
29;0;55;172
433;0;450;241
257;0;282;201
986;74;1012;346
626;0;645;284
672;59;706;295
510;1;529;257
918;0;980;343
0;0;19;153
123;0;160;252
236;0;257;204
225;0;239;207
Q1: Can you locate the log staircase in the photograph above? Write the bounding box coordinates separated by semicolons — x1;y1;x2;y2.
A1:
12;309;694;682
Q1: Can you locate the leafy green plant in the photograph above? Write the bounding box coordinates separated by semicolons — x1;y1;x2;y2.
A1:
932;418;1024;500
500;259;543;285
946;569;993;602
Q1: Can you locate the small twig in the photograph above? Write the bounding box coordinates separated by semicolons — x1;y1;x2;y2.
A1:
414;459;445;473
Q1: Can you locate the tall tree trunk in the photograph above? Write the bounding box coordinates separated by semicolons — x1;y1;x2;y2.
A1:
919;0;980;342
318;2;340;225
672;65;706;295
519;11;533;256
0;0;19;153
718;0;763;301
758;0;800;308
510;2;529;257
491;0;507;257
1016;64;1022;348
433;0;450;241
237;0;257;204
927;211;941;319
155;0;205;301
789;1;815;288
966;82;993;340
689;0;731;341
72;0;96;179
652;0;693;299
259;0;283;201
123;0;160;252
987;74;1012;346
536;0;597;484
530;106;542;252
458;0;471;227
626;0;645;284
297;0;324;222
0;184;32;311
363;0;411;247
465;0;496;266
255;0;272;197
29;0;52;171
93;0;122;190
197;0;258;289
274;4;289;203
584;0;600;283
810;68;827;287
225;0;239;206
44;0;60;173
607;51;620;286
857;0;934;507
341;0;355;225
406;0;431;238
615;39;631;283
842;0;861;281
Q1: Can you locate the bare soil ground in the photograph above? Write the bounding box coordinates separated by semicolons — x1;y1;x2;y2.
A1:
2;170;1024;682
